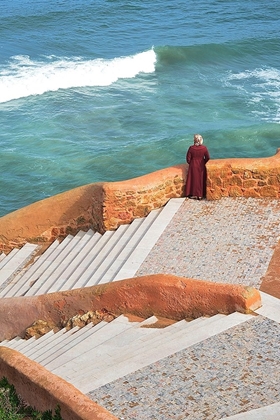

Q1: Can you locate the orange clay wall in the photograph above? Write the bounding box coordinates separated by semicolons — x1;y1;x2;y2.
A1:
0;275;261;341
0;150;280;252
0;347;118;420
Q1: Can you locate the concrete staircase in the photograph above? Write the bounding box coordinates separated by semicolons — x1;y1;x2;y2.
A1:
0;242;39;294
0;312;255;395
0;198;185;298
1;196;280;418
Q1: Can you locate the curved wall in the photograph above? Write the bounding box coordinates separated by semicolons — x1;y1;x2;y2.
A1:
0;274;261;341
0;347;118;420
0;150;279;252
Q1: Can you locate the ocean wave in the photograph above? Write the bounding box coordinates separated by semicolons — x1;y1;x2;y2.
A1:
154;44;240;66
154;38;280;67
0;49;157;103
225;67;280;123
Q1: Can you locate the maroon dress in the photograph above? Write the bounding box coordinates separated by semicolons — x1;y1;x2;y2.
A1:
185;144;210;198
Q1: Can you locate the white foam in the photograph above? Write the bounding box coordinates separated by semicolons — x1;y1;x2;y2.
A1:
0;49;157;103
225;67;280;123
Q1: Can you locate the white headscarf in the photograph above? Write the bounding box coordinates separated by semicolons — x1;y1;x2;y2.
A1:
194;134;203;146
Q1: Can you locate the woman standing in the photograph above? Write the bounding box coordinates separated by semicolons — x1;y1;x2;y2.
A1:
185;134;210;200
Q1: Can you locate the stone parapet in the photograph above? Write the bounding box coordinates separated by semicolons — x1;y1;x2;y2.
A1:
0;347;118;420
102;164;186;230
207;149;280;200
0;274;261;341
0;150;279;251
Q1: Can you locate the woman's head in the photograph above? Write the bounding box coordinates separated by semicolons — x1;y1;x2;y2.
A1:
194;134;203;145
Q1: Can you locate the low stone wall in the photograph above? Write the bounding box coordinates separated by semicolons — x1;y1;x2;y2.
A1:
207;149;280;200
102;164;186;230
0;150;279;252
0;165;186;252
0;274;261;341
0;347;118;420
0;183;104;253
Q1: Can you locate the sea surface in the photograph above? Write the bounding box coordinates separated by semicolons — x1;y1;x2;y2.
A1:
0;0;279;216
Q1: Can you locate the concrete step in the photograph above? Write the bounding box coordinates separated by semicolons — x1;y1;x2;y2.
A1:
0;248;18;270
0;241;59;297
113;197;185;281
82;217;146;287
56;230;115;292
7;336;37;352
0;311;254;396
59;316;216;387
0;336;23;347
59;316;206;383
96;209;166;286
36;318;156;367
46;315;150;373
13;330;57;353
0;198;185;296
80;208;164;288
70;312;254;393
0;239;61;298
65;224;131;290
255;291;280;323
32;230;95;295
25;233;86;296
22;328;68;359
0;243;39;291
26;231;85;296
42;322;108;369
59;208;165;291
5;235;75;298
47;231;102;293
33;326;81;364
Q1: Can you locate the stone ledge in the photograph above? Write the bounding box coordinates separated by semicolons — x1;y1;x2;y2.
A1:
0;274;262;341
0;347;118;420
0;150;280;252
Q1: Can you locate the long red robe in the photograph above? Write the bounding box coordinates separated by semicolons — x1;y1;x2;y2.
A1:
185;145;210;198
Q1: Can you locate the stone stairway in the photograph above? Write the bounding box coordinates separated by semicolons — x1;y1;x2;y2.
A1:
0;312;255;396
1;195;280;418
0;242;39;294
0;198;185;298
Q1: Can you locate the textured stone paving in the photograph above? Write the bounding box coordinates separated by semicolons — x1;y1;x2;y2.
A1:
88;197;280;419
136;197;280;288
89;316;280;419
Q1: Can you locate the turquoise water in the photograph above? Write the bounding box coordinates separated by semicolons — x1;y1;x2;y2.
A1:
0;0;279;216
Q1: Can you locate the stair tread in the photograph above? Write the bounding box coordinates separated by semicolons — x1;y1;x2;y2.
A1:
24;235;76;296
83;218;146;287
57;230;115;292
47;231;102;293
0;243;39;289
0;239;61;298
42;322;107;368
34;230;96;295
113;198;185;281
59;312;253;393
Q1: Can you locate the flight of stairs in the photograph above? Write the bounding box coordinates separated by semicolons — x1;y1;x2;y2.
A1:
0;242;39;294
0;312;254;395
1;196;280;418
0;198;185;298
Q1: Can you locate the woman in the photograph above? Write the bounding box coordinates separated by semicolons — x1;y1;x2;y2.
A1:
185;134;210;200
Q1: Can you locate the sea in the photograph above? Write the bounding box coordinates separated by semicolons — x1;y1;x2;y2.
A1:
0;0;279;217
